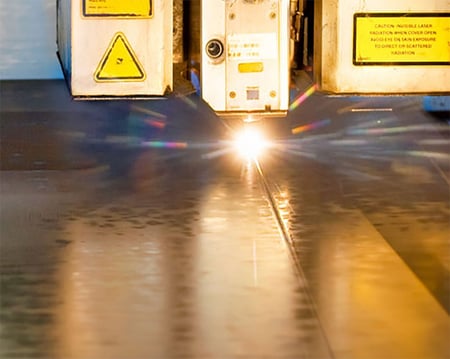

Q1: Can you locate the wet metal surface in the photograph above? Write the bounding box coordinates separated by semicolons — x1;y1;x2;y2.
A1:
1;80;450;359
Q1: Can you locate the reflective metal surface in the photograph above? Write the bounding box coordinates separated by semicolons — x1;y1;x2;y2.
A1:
1;80;449;359
260;92;450;359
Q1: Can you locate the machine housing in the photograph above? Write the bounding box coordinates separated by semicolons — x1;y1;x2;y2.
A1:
201;0;291;119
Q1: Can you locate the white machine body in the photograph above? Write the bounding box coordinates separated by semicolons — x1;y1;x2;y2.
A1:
314;0;450;94
201;0;291;118
57;0;172;98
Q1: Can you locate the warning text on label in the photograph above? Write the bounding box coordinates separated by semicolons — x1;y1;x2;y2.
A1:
83;0;152;18
353;13;450;65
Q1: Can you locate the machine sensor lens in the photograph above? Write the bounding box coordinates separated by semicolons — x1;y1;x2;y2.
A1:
206;39;224;59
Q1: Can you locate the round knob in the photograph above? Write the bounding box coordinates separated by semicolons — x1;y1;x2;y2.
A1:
206;39;224;59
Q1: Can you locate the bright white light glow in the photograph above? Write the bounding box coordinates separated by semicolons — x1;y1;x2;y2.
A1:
234;127;268;160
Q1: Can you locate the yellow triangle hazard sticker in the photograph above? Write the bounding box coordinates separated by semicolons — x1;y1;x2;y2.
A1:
95;32;146;82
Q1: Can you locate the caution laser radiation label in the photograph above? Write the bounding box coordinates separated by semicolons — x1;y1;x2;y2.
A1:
95;33;146;82
83;0;152;18
353;13;450;65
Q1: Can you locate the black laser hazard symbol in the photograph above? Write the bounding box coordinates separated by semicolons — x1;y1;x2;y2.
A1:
95;33;146;82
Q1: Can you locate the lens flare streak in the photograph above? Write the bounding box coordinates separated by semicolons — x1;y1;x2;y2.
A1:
291;119;331;135
202;148;233;160
289;84;317;111
349;124;450;136
403;151;450;161
144;118;166;129
141;141;188;149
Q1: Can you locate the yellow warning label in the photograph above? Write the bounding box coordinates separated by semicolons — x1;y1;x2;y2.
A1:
354;13;450;65
95;33;146;82
83;0;152;18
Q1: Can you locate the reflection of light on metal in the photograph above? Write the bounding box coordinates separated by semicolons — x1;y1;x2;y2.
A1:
348;124;449;136
346;116;396;130
243;115;256;123
175;93;198;109
291;119;331;135
234;127;268;160
351;108;393;112
130;104;167;119
201;147;232;160
405;150;450;161
253;239;258;287
289;84;317;111
327;139;369;146
277;191;291;226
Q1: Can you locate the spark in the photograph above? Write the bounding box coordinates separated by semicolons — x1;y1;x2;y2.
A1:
234;127;269;160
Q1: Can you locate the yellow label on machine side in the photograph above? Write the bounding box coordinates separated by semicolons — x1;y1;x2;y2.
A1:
83;0;152;18
354;13;450;65
95;33;146;82
238;62;264;73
